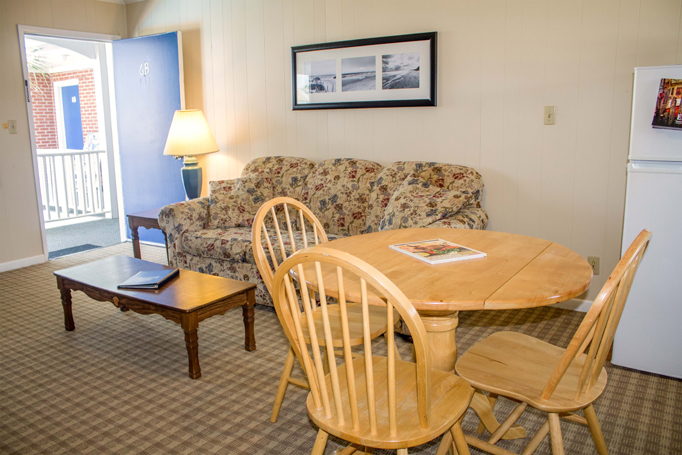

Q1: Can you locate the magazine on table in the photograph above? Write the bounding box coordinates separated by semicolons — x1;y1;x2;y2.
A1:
389;238;486;264
118;268;179;290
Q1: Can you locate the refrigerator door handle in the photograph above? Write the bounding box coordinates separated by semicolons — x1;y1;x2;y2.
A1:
628;161;682;174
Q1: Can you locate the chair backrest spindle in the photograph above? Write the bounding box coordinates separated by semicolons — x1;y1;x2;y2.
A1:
272;247;434;436
336;265;360;430
296;262;331;416
253;197;329;295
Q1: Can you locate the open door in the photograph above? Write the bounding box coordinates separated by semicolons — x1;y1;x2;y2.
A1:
18;27;186;261
112;31;186;245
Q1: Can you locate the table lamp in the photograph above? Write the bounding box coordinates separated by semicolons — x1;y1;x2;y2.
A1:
163;109;219;199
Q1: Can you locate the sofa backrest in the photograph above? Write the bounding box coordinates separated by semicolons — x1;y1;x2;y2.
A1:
363;161;484;232
300;158;384;236
225;156;484;236
241;156;316;200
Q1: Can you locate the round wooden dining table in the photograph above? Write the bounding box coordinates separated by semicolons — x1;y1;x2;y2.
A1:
300;227;592;439
323;227;593;373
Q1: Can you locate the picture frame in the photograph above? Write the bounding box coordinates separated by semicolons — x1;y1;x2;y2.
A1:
291;32;437;110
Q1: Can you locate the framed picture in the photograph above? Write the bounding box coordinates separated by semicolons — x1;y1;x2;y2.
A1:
652;78;682;130
292;32;436;110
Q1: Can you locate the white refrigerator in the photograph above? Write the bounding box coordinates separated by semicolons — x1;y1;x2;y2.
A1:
612;65;682;379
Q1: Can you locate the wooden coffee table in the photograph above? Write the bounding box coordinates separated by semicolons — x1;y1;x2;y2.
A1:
54;255;257;379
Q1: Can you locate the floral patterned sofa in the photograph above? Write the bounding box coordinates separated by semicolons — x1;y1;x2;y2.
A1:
158;156;488;307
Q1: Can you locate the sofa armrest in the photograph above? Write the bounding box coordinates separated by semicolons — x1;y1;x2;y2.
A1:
426;206;488;230
158;197;209;266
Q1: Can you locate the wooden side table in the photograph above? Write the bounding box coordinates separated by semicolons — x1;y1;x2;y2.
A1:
127;208;167;260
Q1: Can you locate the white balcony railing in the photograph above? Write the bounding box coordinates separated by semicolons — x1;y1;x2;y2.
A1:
37;149;111;222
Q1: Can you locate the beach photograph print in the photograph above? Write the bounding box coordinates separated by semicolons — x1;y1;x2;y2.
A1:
304;59;336;94
291;32;436;109
652;78;682;129
341;56;376;91
382;53;420;89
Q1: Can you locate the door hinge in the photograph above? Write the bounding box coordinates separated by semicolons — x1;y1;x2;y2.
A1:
24;80;31;103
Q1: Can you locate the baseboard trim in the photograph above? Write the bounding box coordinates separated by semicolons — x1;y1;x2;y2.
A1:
0;254;47;273
554;298;592;312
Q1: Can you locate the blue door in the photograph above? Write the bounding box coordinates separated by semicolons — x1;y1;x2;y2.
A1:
61;84;83;149
112;32;185;245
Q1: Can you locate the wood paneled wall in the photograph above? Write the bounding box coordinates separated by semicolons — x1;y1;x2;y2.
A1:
127;0;682;299
1;1;679;295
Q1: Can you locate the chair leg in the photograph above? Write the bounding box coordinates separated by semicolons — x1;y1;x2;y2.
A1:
435;431;453;455
271;347;297;422
583;405;608;455
488;402;527;444
451;422;471;455
477;393;498;434
547;413;565;455
521;420;549;455
311;429;329;455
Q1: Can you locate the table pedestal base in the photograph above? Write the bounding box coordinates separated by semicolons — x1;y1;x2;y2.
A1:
420;311;459;372
420;311;526;441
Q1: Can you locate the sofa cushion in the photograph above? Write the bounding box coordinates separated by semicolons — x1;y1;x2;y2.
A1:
365;161;484;232
207;177;272;229
427;206;489;230
182;226;341;265
182;227;254;263
208;178;240;195
242;156;316;200
414;164;484;194
378;175;471;230
301;158;384;236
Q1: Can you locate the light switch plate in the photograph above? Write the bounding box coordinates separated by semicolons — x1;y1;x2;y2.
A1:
544;106;556;125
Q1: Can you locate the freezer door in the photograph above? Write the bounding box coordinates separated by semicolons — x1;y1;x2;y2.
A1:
629;65;682;162
613;162;682;378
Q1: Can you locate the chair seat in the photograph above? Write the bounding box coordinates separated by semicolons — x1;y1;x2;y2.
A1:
455;331;608;413
307;356;473;449
302;303;392;347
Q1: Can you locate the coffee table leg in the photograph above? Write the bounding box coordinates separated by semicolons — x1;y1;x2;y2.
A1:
181;313;201;379
242;289;256;351
59;286;75;331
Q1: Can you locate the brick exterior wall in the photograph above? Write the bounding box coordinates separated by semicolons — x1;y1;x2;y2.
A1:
29;69;99;149
29;73;58;149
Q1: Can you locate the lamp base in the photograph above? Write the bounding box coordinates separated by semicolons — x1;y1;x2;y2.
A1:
180;156;202;199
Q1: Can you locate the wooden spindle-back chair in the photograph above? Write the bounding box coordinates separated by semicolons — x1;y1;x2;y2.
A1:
272;246;473;454
252;197;390;423
453;229;651;455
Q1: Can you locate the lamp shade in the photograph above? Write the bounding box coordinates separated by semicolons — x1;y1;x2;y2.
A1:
163;109;219;157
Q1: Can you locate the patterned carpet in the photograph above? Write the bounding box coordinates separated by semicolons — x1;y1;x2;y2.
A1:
0;243;680;454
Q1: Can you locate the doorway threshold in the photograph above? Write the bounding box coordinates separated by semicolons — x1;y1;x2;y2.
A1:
46;217;121;259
